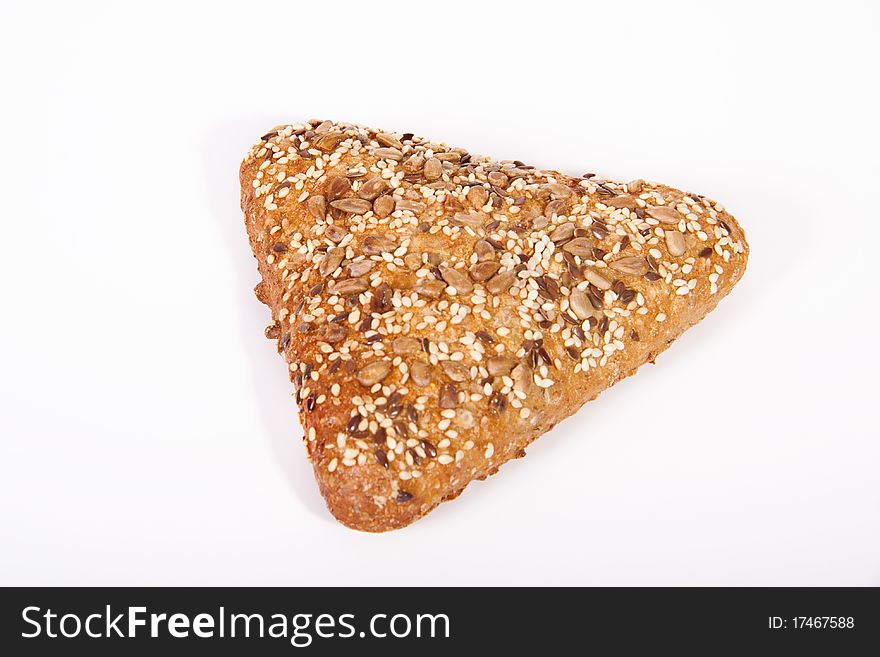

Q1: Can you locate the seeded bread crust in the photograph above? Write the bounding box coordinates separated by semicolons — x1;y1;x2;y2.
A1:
240;120;748;532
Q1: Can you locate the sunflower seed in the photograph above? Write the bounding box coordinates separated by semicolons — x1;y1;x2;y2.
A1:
487;356;516;377
441;361;470;382
543;199;567;219
314;132;345;151
569;288;594;319
474;239;495;261
439;383;459;408
370;282;393;314
647;205;681;225
469;261;501;282
332;277;369;295
665;230;686;257
330;198;371;214
549;222;576;243
584;269;612;290
395;199;426;214
357;177;388;200
486;269;517;294
357;360;391;387
376;132;403;150
403;252;423;270
373;147;403;161
319;248;345;276
439;266;474;294
319;323;347;343
392;336;422;355
372;195;395;218
444;196;465;212
410;361;432;386
362;234;396;255
423;157;443;181
307;195;326;219
402;154;425;173
606;195;637;209
324;224;349;243
414;279;446;299
467;185;489;208
543;183;573;199
609;256;649;276
562;237;593;257
325;176;351;201
345;259;375;277
453;212;485;229
488;171;508;187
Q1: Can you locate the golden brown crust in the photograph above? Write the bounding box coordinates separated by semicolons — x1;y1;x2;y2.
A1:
240;120;749;532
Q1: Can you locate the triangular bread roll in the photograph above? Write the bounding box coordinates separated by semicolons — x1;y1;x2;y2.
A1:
240;120;748;531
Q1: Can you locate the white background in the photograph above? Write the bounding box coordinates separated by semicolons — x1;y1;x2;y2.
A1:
1;0;878;586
